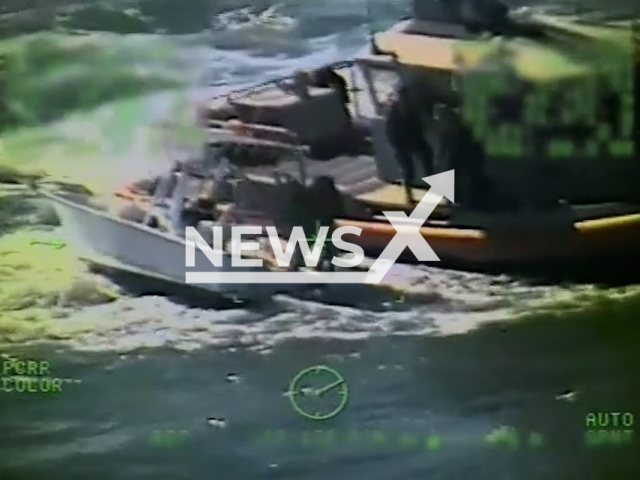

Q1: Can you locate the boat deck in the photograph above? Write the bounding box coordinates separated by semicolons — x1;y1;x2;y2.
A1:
203;59;429;209
209;62;390;192
203;57;640;221
243;154;387;197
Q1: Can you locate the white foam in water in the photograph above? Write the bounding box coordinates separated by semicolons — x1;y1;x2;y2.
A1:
50;268;573;353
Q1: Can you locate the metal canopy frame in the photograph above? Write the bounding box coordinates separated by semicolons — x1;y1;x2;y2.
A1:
208;120;310;185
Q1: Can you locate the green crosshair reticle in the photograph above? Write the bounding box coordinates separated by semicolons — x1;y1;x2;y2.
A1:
288;365;349;421
456;26;637;160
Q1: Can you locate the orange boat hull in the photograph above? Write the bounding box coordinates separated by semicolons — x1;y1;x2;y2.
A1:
336;214;640;269
112;184;640;274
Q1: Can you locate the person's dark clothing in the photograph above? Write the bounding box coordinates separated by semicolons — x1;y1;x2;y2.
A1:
310;176;344;270
277;181;311;237
385;95;434;187
309;176;344;228
181;208;209;228
181;196;216;227
284;176;344;271
455;124;485;207
436;106;485;208
313;67;350;108
460;0;509;31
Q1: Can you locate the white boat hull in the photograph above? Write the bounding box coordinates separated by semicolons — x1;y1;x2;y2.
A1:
45;192;294;300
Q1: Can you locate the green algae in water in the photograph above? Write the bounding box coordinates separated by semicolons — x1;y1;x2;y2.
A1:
0;32;182;130
0;30;203;346
0;88;204;194
0;228;119;344
0;30;193;193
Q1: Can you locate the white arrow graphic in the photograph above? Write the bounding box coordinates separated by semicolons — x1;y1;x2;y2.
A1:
364;169;455;284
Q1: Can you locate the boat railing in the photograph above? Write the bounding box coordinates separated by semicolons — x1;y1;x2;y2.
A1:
208;119;309;153
208;119;310;184
207;59;364;119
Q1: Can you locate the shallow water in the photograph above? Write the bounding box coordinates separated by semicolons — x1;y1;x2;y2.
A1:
1;0;640;478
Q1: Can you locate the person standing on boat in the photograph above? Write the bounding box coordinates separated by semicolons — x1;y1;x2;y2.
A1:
435;103;486;208
182;179;218;228
309;175;345;271
311;65;371;155
385;85;434;204
282;176;344;272
167;163;190;231
152;161;183;203
311;66;350;111
459;0;509;31
137;161;186;230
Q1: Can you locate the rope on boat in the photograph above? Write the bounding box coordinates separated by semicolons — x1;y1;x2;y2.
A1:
216;59;357;104
164;59;360;151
